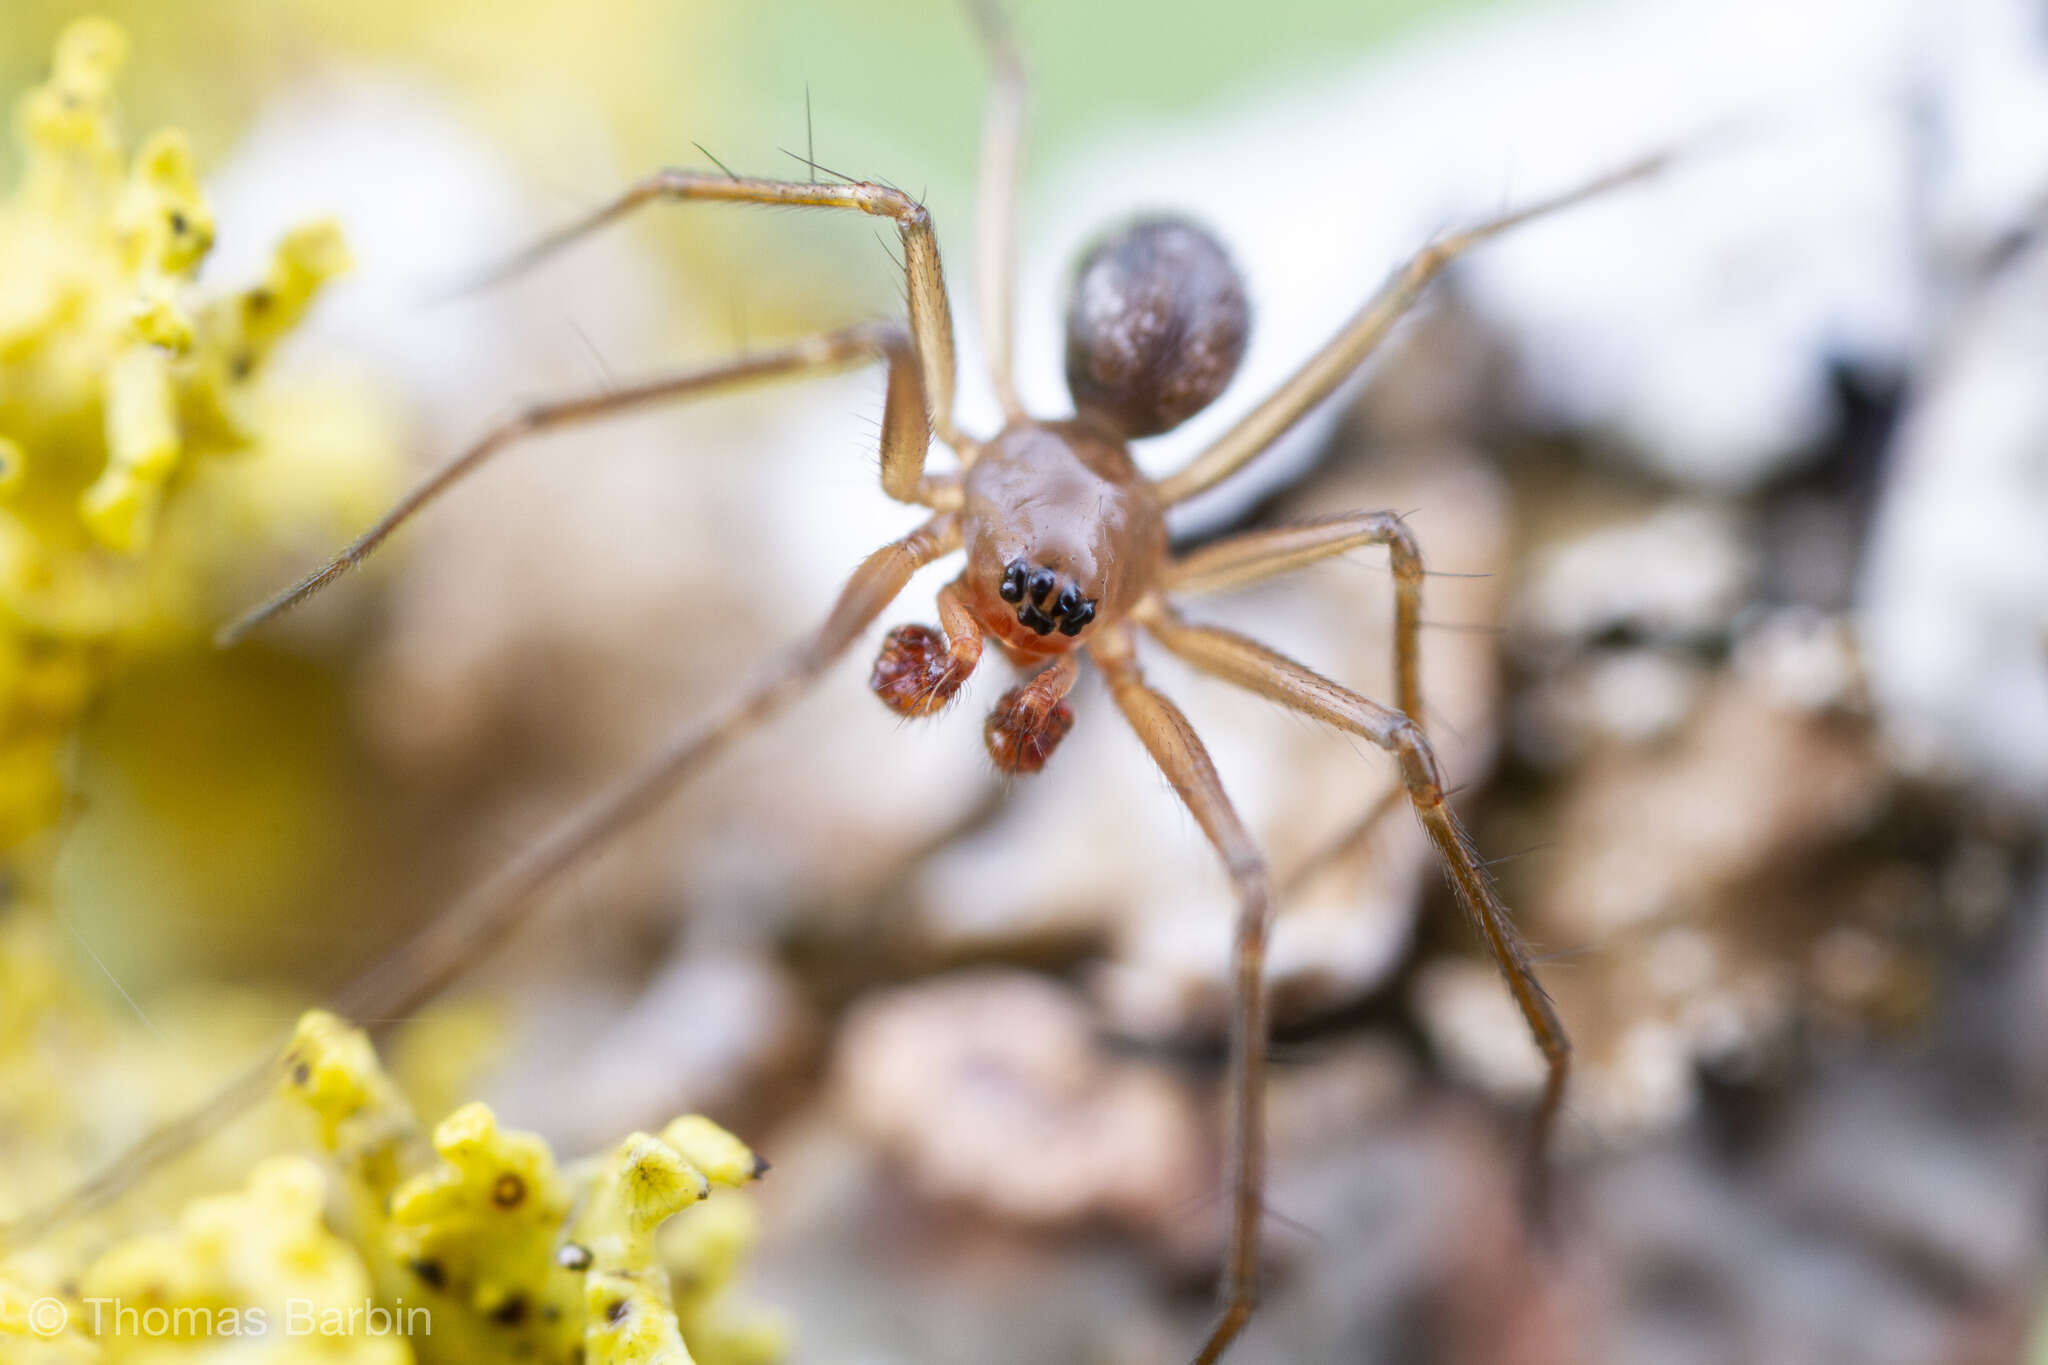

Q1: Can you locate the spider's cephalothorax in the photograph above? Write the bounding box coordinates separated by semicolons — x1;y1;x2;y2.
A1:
868;217;1250;774
958;419;1163;654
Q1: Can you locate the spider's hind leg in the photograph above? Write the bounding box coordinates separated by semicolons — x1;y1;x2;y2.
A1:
1155;147;1678;506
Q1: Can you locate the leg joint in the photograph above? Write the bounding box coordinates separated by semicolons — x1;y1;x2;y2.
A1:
1380;511;1422;584
1226;854;1270;906
1389;717;1443;802
860;319;914;359
1409;239;1455;281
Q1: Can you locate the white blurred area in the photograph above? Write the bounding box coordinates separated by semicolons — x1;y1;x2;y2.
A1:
191;0;2048;1156
993;0;2048;800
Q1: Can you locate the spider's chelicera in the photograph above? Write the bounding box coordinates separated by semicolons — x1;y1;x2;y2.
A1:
36;8;1686;1363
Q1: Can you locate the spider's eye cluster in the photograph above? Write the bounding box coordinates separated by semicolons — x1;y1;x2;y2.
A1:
1064;215;1249;440
999;558;1096;637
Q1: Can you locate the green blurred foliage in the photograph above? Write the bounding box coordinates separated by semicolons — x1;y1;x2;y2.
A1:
3;0;1504;333
2;0;1503;172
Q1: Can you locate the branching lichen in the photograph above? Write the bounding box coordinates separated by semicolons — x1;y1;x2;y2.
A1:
0;25;778;1365
283;1011;781;1365
0;13;389;1251
0;15;355;849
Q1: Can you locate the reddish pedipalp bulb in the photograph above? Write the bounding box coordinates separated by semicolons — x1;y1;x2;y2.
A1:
868;624;970;716
983;683;1075;773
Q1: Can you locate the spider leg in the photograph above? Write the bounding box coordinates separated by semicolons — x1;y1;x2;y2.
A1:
1092;624;1273;1365
468;171;968;449
3;514;960;1249
1167;508;1426;725
964;0;1030;419
1137;604;1567;1221
218;322;948;645
1153;148;1677;505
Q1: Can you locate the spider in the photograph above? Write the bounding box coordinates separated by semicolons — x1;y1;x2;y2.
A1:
19;7;1679;1361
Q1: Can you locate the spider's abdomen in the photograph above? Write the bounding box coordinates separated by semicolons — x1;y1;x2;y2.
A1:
960;419;1166;655
1065;216;1249;439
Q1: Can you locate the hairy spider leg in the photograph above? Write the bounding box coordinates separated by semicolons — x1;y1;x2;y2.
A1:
1167;508;1427;726
464;172;968;450
1153;148;1678;506
1092;623;1273;1365
1;516;960;1248
217;322;948;644
1139;604;1569;1226
965;0;1031;419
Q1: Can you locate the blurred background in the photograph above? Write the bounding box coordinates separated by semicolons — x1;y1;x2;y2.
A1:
4;0;2047;1360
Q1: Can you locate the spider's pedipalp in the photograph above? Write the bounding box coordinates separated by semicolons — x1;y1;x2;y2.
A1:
869;580;986;717
983;651;1079;773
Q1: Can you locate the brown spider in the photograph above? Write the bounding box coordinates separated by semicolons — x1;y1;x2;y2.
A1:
18;7;1680;1361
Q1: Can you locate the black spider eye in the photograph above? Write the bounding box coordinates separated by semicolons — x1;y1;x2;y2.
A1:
1055;584;1081;618
999;559;1027;603
1027;569;1056;606
1057;601;1095;636
1018;604;1056;635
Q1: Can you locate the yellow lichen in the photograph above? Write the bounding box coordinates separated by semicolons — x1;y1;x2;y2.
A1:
281;1012;781;1365
0;18;400;1256
0;25;777;1365
0;15;361;850
1;1156;410;1364
82;1157;409;1363
2;1011;781;1364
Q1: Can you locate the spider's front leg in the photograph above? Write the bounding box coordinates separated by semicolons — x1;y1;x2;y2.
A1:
1140;603;1570;1219
5;513;963;1248
1093;624;1273;1365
